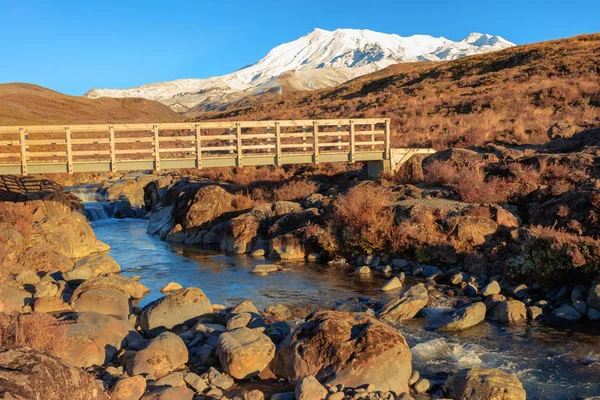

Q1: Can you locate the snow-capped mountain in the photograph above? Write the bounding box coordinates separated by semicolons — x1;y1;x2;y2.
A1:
85;28;515;112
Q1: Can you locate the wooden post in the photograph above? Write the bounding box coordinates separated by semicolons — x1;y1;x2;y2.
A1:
371;123;375;150
195;124;202;169
349;120;355;163
19;128;27;175
302;126;307;152
236;123;242;167
313;121;319;164
109;126;117;172
275;122;281;166
65;126;73;174
153;125;161;172
384;118;391;159
265;126;271;152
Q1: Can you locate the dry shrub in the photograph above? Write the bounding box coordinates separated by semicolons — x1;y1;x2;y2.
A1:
231;192;255;210
518;225;600;285
453;169;515;204
332;184;394;253
304;221;338;256
424;160;459;186
390;208;451;261
273;180;319;202
0;202;34;241
0;313;69;358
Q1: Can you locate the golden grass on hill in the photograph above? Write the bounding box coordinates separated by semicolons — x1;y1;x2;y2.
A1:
0;83;182;126
192;33;600;148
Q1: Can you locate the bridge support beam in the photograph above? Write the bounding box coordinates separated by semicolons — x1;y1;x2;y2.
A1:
367;148;437;179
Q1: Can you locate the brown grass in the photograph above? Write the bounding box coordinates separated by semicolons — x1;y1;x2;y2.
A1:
273;180;319;202
193;34;600;148
0;313;69;358
332;184;394;253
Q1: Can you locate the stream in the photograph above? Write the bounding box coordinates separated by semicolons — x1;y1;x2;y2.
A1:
85;204;600;399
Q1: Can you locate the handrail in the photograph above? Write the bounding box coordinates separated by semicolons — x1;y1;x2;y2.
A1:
0;118;392;175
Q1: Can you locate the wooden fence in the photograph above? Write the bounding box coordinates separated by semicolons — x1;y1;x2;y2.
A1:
0;118;392;175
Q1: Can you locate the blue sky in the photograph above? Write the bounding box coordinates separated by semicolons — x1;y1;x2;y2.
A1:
1;0;598;95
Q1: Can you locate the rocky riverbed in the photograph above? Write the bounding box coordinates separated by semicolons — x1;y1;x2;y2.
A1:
2;134;600;400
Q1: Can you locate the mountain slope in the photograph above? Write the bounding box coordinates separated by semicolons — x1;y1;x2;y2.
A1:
192;33;600;148
85;28;514;112
0;83;182;125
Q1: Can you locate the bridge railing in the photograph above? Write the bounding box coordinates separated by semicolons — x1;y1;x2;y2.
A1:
0;118;390;175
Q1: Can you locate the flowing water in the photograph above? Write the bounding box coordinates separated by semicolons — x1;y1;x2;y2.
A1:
88;212;600;399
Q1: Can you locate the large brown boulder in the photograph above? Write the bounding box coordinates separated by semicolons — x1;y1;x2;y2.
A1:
270;230;306;260
140;287;212;336
0;347;108;400
111;375;146;400
489;300;527;325
71;275;150;300
63;312;144;368
0;285;32;313
221;213;261;254
175;185;235;230
30;201;109;259
444;368;526;400
146;332;189;369
72;288;131;321
217;327;275;379
62;254;121;283
447;216;499;246
439;302;486;331
273;310;412;393
377;283;429;321
146;206;174;240
104;180;145;208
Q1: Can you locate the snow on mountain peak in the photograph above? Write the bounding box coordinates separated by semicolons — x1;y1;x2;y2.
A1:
85;28;515;112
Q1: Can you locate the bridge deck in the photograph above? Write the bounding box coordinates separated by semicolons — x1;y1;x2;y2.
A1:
0;118;432;175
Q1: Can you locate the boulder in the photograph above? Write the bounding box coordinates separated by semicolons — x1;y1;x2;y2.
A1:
15;270;40;286
587;284;600;309
30;200;110;259
444;368;526;400
217;327;276;379
146;332;189;369
62;254;121;283
250;264;283;275
140;386;194;400
295;375;328;400
264;304;292;321
34;296;72;313
34;280;59;298
160;282;182;292
447;216;498;246
71;275;149;300
63;312;144;368
381;277;403;291
551;304;582;323
140;287;212;336
481;281;501;296
72;288;131;320
112;375;146;400
489;300;527;325
0;285;32;313
127;348;174;379
273;310;412;393
175;185;234;230
268;209;320;237
0;347;108;400
270;231;306;260
19;245;74;273
221;213;260;254
377;283;429;321
438;302;486;331
146;206;175;240
105;180;145;207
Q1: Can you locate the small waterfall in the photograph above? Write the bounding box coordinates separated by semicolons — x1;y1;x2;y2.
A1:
84;201;113;221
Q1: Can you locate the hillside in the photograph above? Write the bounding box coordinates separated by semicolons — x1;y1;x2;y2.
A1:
192;34;600;148
0;83;182;126
85;28;514;112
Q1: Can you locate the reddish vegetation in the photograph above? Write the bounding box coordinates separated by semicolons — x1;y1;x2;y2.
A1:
0;313;69;358
194;34;600;148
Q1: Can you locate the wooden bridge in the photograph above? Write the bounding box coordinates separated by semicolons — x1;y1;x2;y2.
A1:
0;118;434;176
